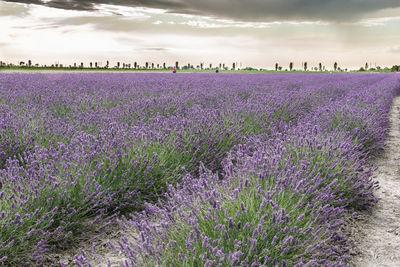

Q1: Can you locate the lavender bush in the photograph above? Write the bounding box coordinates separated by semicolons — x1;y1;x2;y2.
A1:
0;73;399;266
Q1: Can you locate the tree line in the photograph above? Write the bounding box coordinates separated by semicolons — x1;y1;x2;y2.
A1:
0;60;399;72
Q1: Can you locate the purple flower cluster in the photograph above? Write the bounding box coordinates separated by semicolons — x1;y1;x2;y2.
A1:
0;73;399;265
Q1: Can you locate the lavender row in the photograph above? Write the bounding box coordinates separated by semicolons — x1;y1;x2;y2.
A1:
77;74;400;266
0;73;398;265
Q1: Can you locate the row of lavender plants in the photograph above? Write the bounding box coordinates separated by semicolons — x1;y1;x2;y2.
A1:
76;73;400;266
0;73;399;266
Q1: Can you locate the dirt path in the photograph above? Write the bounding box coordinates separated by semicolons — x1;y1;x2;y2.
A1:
352;96;400;266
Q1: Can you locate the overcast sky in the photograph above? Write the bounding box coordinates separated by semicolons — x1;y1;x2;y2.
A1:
1;0;400;69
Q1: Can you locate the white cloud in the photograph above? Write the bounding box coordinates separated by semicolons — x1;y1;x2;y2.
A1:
390;45;400;53
174;14;329;29
358;16;400;27
95;4;151;19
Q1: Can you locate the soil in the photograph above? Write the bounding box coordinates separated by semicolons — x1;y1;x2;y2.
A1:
43;217;134;266
351;96;400;266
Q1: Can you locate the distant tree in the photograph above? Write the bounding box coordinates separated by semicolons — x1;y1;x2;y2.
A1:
74;63;77;68
176;61;179;69
95;62;98;68
278;66;282;71
134;62;137;69
365;62;368;71
304;62;307;71
28;60;32;67
334;62;338;71
106;60;109;68
275;63;278;71
319;62;322;71
232;62;236;70
90;62;93;68
209;63;212;69
152;63;154;69
289;62;293;71
391;65;399;72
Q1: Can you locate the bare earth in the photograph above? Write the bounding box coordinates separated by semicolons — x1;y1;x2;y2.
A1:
44;217;132;266
352;96;400;266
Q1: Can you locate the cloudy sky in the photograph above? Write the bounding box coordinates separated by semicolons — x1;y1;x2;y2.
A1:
1;0;400;69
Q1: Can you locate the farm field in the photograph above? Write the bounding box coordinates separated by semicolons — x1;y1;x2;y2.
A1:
0;73;400;266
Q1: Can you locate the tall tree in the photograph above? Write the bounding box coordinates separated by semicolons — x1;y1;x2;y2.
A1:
334;62;338;71
275;63;279;71
319;62;322;71
365;62;368;70
175;61;179;69
289;62;293;71
304;62;307;71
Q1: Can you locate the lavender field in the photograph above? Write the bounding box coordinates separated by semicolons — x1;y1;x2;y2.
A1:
0;73;399;266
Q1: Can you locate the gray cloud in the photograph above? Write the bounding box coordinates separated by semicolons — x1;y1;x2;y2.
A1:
3;0;400;22
144;47;170;51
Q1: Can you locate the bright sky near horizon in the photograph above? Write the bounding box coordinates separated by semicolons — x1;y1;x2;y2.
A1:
1;0;400;70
